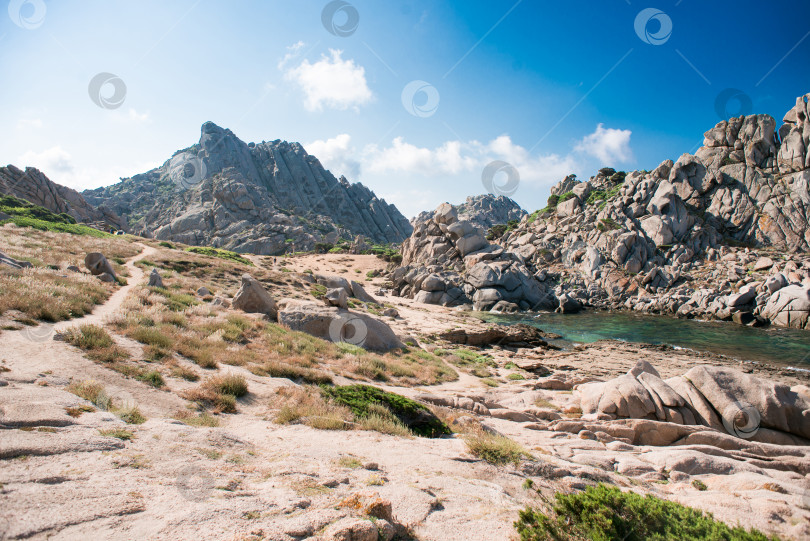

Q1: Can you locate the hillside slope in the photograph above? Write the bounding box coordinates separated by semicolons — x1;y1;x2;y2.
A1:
0;165;125;231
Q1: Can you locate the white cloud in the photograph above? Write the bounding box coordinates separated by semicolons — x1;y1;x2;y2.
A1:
575;123;633;164
18;146;74;173
283;49;372;112
362;134;577;188
277;41;306;70
16;146;159;191
305;133;361;179
301;125;631;217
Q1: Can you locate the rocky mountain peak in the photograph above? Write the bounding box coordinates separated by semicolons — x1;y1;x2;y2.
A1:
83;123;413;254
411;193;525;232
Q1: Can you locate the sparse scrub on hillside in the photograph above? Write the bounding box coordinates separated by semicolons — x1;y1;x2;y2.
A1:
182;373;248;414
61;324;129;363
67;379;147;424
514;484;780;541
185;246;253;266
0;227;139;323
465;429;532;465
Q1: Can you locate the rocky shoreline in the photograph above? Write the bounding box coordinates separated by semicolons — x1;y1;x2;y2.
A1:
388;93;810;334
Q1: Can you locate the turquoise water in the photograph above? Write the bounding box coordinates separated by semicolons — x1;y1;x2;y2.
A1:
479;311;810;368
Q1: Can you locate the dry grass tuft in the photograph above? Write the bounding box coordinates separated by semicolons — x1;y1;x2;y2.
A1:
272;386;352;430
61;324;129;363
464;428;532;466
182;373;248;414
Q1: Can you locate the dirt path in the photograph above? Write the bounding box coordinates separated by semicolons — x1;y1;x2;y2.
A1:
0;244;176;408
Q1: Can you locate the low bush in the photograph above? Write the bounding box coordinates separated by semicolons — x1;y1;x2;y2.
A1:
514;484;779;541
465;430;531;465
62;324;129;363
185;246;253;266
321;384;451;438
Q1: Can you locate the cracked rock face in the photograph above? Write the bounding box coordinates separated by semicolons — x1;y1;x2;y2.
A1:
391;94;810;330
82;122;413;255
0;165;126;231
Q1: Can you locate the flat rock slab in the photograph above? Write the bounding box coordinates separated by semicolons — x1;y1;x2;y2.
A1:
0;428;124;459
0;402;76;428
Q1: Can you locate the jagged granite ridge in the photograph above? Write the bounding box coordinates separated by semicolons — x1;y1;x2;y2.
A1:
83;122;413;254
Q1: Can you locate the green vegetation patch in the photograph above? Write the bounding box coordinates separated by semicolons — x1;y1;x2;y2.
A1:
514;484;779;541
185;246;253;266
320;384;450;438
0;195;76;224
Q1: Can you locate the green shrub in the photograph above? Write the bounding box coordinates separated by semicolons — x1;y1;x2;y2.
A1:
0;195;76;224
158;241;175;249
185;246;253;266
514;484;779;541
558;191;576;203
137;370;165;388
1;216;110;237
320;384;450;438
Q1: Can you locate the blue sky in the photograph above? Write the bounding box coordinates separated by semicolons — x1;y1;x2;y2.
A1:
1;0;808;218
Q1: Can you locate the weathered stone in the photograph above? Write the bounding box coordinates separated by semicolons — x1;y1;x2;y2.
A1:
232;274;277;318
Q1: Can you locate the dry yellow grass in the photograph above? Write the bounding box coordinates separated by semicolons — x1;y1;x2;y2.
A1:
0;224;140;274
0;225;141;323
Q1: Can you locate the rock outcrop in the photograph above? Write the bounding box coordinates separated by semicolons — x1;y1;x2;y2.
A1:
390;93;810;331
232;274;278;318
277;301;404;351
392;203;556;311
579;361;810;445
0;165;125;231
411;194;526;232
83;122;412;254
84;253;116;280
